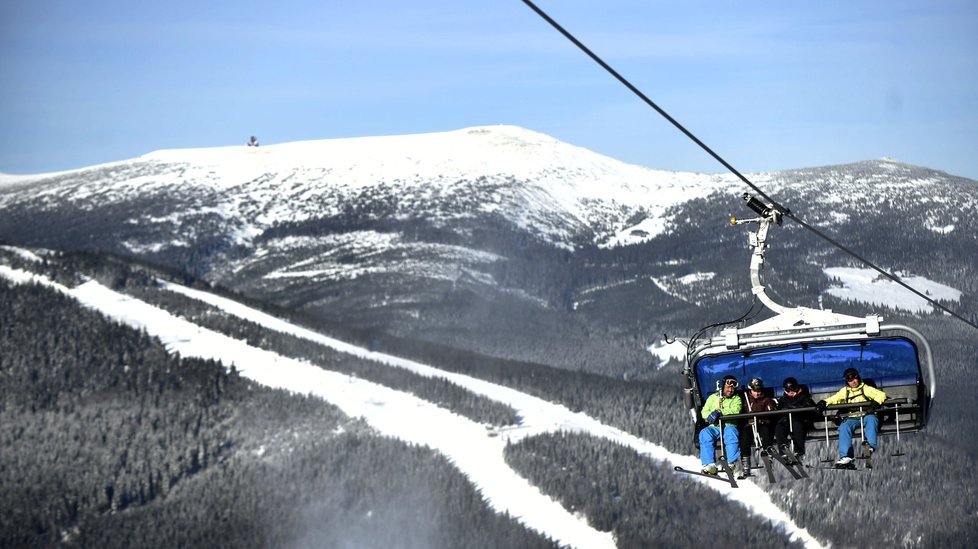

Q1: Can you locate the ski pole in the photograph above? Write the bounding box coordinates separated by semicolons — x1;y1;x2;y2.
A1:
858;411;866;457
821;408;833;463
892;402;905;457
718;416;727;465
786;411;794;454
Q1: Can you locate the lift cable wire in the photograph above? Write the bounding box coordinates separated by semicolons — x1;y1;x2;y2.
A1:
521;0;977;332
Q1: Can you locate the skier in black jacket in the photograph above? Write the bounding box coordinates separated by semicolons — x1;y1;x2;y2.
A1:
774;377;816;459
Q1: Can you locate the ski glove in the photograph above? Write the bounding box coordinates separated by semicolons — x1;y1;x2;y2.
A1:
816;400;827;413
706;410;722;424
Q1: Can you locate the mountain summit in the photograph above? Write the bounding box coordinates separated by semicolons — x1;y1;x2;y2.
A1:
1;125;739;250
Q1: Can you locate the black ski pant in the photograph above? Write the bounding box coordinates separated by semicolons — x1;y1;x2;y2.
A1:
774;416;808;455
740;421;775;456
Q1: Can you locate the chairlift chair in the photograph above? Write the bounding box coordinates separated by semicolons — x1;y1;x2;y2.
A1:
681;194;934;461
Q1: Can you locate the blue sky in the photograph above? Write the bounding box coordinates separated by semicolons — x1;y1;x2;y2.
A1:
2;0;976;179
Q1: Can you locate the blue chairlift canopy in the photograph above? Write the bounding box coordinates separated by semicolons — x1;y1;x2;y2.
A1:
694;337;921;402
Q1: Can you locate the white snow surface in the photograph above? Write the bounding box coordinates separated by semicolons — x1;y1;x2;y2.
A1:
0;245;45;263
257;230;503;283
0;264;824;549
649;272;716;307
0;126;742;249
647;340;687;369
823;267;962;314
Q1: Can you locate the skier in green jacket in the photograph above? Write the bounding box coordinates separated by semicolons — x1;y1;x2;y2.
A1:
699;375;743;475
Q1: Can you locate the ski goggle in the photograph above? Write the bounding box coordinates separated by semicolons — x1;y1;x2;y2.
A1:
723;379;739;388
844;372;861;382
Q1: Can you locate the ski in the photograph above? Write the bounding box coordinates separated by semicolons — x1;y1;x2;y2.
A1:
718;458;739;488
759;452;777;483
814;464;863;471
781;446;809;479
674;466;738;488
767;450;803;480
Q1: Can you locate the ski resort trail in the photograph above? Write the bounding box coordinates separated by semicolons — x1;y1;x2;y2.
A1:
0;265;823;548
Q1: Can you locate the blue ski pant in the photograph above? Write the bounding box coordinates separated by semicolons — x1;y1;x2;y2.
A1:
838;414;879;458
699;424;740;465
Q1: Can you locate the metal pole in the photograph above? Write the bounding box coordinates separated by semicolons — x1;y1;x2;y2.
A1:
821;411;833;463
787;412;794;454
718;417;727;465
859;411;866;459
892;402;905;457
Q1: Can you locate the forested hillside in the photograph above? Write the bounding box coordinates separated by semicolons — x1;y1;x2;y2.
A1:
4;249;977;547
0;278;554;548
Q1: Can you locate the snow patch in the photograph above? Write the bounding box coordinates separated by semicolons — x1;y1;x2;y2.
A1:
822;267;962;314
0;245;45;262
122;241;183;254
926;224;955;235
677;272;716;285
647;340;686;368
650;272;715;306
257;231;503;284
605;216;668;247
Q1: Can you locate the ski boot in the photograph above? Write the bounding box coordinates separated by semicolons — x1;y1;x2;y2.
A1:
734;456;751;480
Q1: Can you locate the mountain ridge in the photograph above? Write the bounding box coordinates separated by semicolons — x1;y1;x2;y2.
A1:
2;126;970;252
0;125;734;249
1;125;975;375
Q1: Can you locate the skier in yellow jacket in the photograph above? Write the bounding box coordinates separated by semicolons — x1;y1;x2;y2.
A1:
816;368;887;468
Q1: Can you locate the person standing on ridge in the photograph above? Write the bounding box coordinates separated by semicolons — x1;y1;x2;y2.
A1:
817;368;886;468
699;375;743;476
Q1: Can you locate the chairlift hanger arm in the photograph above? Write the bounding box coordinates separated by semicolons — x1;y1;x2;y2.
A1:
730;194;789;316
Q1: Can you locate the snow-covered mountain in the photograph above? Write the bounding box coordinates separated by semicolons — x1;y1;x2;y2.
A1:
3;129;978;547
0;126;735;250
1;126;976;375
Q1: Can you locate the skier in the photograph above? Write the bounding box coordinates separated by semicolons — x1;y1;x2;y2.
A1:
739;377;777;475
247;135;259;147
817;368;886;468
699;375;743;476
774;377;816;460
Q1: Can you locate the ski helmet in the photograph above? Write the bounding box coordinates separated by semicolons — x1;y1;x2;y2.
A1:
748;378;764;390
782;377;800;392
843;368;860;382
721;375;739;389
